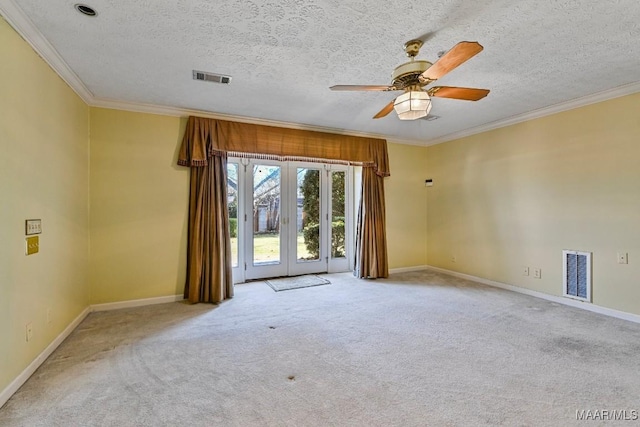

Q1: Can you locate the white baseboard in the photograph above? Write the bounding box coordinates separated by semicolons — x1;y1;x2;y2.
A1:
91;294;184;312
1;293;185;409
425;265;640;324
0;306;91;409
389;265;430;274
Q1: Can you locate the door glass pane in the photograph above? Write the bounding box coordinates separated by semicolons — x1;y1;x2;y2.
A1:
331;171;346;259
227;162;239;267
297;168;320;262
253;165;281;265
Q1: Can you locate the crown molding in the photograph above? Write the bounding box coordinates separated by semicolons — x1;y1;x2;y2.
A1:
90;96;427;146
425;81;640;146
0;0;94;103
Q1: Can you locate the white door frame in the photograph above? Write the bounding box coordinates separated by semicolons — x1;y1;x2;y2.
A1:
287;162;328;276
244;160;288;281
326;165;353;273
228;158;356;283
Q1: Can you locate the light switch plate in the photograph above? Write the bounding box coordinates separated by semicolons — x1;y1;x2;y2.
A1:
25;219;42;235
26;236;39;255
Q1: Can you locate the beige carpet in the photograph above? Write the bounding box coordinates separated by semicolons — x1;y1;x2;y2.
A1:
1;270;640;426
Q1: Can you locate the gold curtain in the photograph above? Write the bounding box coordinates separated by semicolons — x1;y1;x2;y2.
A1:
184;153;233;303
354;167;389;278
178;118;233;303
178;116;390;302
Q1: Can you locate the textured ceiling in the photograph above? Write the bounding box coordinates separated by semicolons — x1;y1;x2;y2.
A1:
2;0;640;144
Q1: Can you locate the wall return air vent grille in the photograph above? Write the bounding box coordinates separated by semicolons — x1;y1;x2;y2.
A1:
563;250;592;302
192;70;231;84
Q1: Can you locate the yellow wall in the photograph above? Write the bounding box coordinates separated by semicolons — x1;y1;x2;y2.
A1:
386;142;428;269
87;114;429;303
0;17;89;392
89;108;188;303
426;92;640;315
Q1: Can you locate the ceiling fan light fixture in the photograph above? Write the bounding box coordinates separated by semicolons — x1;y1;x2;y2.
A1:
394;90;432;120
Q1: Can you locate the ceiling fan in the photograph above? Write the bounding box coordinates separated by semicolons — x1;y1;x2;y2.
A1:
330;39;490;120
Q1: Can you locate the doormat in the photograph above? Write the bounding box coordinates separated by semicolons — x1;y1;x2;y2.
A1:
265;275;331;292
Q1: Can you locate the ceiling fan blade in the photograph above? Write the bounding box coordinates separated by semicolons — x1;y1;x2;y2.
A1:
428;86;490;101
373;100;396;119
421;41;483;81
330;85;395;91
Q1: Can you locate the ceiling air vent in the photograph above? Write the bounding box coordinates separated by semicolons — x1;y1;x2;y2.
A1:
192;70;231;84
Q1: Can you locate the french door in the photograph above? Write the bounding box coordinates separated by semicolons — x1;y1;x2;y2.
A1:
227;158;353;282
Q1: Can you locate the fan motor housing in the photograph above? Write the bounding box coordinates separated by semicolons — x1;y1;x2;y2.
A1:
391;60;432;89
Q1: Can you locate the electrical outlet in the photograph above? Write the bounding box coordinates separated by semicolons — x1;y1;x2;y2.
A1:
26;323;33;342
617;252;628;264
451;255;456;263
46;308;52;325
533;268;541;279
523;266;530;276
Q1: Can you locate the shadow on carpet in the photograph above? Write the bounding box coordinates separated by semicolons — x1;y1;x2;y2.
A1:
265;275;331;292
